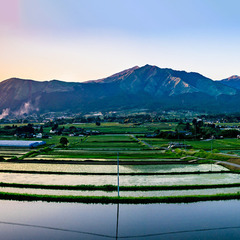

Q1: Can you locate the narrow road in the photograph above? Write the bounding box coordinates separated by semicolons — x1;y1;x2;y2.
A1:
214;160;240;169
196;156;240;169
130;135;154;149
218;152;239;157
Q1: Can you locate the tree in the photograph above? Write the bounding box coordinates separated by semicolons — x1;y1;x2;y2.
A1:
60;137;69;146
52;123;59;131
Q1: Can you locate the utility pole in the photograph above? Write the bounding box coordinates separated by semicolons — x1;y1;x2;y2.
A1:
211;135;213;152
211;136;213;172
117;152;120;197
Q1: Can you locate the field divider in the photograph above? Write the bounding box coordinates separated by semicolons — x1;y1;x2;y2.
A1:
3;159;199;165
0;170;237;175
0;191;240;203
1;182;240;191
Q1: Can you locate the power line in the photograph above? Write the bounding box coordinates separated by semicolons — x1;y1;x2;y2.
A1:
0;221;240;239
0;221;113;238
118;225;240;239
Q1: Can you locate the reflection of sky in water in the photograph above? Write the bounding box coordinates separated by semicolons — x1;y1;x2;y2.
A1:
0;163;228;173
0;187;240;197
0;200;240;239
0;173;239;186
124;164;228;173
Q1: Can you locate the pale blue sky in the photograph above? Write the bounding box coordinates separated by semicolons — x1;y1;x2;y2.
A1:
0;0;240;82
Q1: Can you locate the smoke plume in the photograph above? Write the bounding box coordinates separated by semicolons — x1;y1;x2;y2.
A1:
14;101;39;116
0;108;10;119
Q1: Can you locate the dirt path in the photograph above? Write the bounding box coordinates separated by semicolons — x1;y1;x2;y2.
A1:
214;160;240;169
130;135;154;149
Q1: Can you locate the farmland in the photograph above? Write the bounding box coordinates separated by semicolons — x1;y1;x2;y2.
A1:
0;122;240;203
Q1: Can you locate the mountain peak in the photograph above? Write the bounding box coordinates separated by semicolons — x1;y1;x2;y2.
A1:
220;75;240;90
226;75;240;81
86;66;140;84
108;66;139;78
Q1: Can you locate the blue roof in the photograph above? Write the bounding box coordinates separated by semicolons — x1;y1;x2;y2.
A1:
0;140;46;147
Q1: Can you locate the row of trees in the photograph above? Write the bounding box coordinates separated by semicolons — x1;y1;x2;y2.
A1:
153;119;240;140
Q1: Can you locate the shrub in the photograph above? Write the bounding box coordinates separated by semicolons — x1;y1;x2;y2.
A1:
60;137;69;146
40;147;51;153
194;150;208;158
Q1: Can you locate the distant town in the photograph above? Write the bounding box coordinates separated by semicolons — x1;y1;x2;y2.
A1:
1;110;240;141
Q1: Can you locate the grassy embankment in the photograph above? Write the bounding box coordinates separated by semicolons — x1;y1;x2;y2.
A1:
0;182;240;191
0;170;233;175
0;191;239;204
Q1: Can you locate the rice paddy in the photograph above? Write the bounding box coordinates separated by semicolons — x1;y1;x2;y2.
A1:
0;162;228;173
0;125;240;203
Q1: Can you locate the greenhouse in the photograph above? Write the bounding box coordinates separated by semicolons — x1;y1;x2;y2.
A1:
0;140;46;148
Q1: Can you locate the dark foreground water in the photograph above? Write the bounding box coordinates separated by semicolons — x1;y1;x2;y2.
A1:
0;200;240;240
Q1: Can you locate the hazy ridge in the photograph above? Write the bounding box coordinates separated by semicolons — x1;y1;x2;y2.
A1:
1;65;240;114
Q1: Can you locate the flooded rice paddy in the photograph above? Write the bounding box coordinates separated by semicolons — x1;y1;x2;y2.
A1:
0;162;228;173
0;187;240;197
0;172;238;186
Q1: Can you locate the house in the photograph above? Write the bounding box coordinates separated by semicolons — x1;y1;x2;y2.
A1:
36;133;42;138
168;142;191;149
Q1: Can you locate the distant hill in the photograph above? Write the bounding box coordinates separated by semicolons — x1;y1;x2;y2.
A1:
220;75;240;90
0;65;240;115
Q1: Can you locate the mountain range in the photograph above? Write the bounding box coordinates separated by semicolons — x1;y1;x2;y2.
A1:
1;64;240;116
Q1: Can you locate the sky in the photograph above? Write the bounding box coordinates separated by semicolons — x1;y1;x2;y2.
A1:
0;0;240;82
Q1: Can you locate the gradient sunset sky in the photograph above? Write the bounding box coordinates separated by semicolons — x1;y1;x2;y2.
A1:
1;0;240;82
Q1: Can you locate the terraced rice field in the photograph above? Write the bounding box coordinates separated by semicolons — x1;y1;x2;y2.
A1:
58;122;176;134
0;187;239;197
56;135;147;150
141;138;240;150
30;150;179;160
0;149;29;159
0;171;238;186
0;163;228;173
0;133;240;202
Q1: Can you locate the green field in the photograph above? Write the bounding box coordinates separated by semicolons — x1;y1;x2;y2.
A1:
141;138;240;150
59;122;176;134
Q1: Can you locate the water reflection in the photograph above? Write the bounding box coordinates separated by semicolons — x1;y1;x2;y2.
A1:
116;203;119;240
1;219;240;239
0;163;228;173
1;200;240;239
0;172;238;186
0;221;114;238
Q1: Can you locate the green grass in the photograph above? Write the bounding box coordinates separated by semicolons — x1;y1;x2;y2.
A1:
1;182;240;191
0;170;232;175
141;138;240;150
39;149;179;159
140;138;173;147
0;191;240;204
58;122;176;134
44;135;147;150
86;135;136;142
